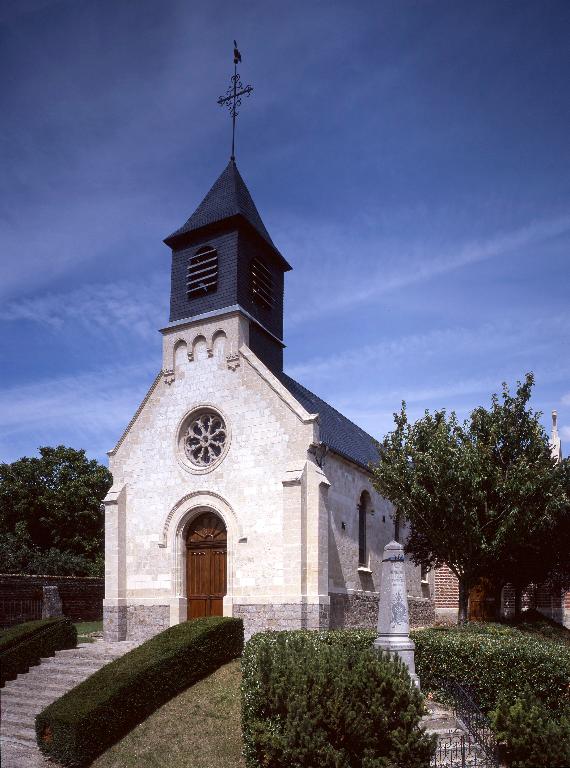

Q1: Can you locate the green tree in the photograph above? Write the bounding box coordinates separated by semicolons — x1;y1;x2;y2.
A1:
371;374;567;623
0;446;112;576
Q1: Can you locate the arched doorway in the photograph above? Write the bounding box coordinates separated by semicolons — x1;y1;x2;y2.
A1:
186;511;227;620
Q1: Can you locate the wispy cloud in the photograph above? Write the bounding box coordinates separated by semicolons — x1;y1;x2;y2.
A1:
283;213;570;326
0;362;157;462
0;273;168;341
286;314;570;383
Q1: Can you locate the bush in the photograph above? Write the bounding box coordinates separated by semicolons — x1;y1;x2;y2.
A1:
491;694;570;768
241;629;435;768
36;616;243;767
413;623;570;712
0;617;77;686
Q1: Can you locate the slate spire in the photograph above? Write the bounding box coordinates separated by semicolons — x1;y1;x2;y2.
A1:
164;160;288;268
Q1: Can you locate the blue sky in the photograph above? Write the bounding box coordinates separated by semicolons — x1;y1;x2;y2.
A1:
1;0;569;464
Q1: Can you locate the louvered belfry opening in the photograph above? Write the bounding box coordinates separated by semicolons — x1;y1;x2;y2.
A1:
187;245;218;298
250;256;273;310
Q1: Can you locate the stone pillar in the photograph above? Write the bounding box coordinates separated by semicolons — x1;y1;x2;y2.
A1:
374;540;419;688
103;483;127;641
42;585;63;618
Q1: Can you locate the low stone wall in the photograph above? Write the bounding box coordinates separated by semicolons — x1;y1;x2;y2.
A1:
408;596;436;628
0;574;103;627
233;602;329;640
329;592;435;630
329;592;378;629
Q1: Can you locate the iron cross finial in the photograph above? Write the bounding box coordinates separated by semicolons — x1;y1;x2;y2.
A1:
217;40;253;161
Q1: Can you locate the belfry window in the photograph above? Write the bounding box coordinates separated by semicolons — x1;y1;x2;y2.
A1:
250;257;273;310
187;245;218;298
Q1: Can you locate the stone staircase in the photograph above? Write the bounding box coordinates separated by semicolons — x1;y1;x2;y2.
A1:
1;639;139;768
422;701;495;767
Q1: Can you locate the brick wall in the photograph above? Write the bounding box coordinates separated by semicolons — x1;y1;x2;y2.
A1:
435;566;570;628
0;574;103;625
434;564;459;610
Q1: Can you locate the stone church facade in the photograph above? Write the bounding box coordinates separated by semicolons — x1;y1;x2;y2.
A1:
103;159;433;642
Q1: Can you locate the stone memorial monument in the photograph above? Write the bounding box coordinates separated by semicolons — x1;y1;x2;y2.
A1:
374;540;420;688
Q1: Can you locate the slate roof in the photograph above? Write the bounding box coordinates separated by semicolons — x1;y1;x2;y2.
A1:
164;160;290;268
279;372;380;471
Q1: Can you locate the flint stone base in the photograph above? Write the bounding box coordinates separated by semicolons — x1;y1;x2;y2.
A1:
233;602;329;641
408;596;436;628
329;593;435;630
329;592;378;629
103;604;169;641
103;605;127;641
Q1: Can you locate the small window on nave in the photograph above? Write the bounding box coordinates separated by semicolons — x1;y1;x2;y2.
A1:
187;245;218;298
250;256;273;310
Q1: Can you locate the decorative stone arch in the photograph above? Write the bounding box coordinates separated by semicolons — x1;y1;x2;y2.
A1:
211;329;227;360
191;334;210;361
173;338;188;372
158;491;241;602
358;490;373;569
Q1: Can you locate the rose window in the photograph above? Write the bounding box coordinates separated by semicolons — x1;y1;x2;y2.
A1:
183;412;227;467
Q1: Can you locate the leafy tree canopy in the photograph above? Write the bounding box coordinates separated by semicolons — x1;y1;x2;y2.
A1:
0;446;112;576
371;374;569;622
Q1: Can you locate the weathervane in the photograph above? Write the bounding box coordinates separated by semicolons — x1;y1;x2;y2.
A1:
217;40;253;161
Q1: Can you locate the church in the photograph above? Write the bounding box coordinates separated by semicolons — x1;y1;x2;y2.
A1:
102;157;433;641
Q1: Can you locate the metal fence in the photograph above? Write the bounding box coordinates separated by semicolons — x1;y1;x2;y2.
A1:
431;734;498;768
430;679;500;768
0;598;43;627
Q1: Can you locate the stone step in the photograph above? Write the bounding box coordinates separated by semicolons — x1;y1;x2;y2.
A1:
23;665;93;680
0;639;140;768
1;750;50;768
1;721;37;743
6;679;73;697
422;717;460;732
55;648;128;660
2;698;49;716
3;710;35;728
2;687;57;704
38;658;105;673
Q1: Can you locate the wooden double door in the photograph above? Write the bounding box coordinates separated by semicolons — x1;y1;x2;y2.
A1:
186;512;227;620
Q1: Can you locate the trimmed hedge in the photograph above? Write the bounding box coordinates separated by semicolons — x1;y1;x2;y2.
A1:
413;623;570;712
241;629;435;768
0;617;76;686
36;616;243;767
491;695;570;768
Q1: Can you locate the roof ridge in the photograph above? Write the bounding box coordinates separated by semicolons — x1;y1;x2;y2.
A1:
279;372;379;469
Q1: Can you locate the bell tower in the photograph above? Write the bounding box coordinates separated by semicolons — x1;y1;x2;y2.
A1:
163;159;291;373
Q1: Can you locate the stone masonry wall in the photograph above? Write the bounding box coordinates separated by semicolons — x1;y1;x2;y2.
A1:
126;605;170;641
329;592;378;629
234;602;329;641
330;592;435;630
103;605;127;641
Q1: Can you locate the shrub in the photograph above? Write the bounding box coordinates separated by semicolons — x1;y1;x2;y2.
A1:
36;616;243;767
241;629;435;768
413;623;570;712
491;694;570;768
0;617;76;686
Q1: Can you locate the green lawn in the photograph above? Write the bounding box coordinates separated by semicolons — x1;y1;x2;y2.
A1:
92;660;245;768
74;620;103;643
